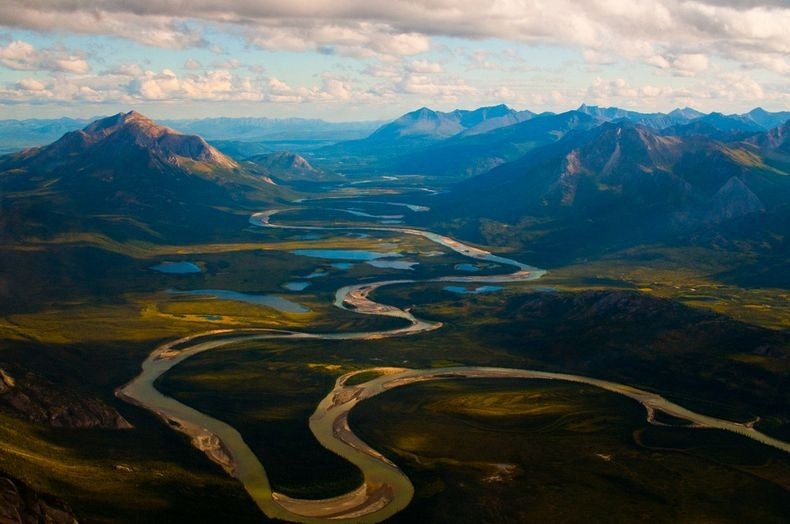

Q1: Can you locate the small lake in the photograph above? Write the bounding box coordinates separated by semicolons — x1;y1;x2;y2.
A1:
366;259;419;270
282;281;311;291
292;249;402;261
444;285;503;295
150;261;202;274
331;262;354;270
169;289;310;313
454;263;480;272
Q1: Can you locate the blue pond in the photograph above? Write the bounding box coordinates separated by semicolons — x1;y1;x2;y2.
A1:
454;263;480;272
366;259;419;270
169;289;309;313
150;261;202;274
331;262;354;270
292;249;402;261
283;281;311;291
444;285;503;295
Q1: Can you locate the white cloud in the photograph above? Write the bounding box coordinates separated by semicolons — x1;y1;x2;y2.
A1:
406;60;443;74
1;1;787;71
246;22;430;58
671;53;710;77
581;72;782;112
0;1;787;114
0;40;90;73
15;78;46;91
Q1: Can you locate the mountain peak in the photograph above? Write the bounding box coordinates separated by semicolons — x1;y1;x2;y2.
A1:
82;110;158;137
12;110;238;172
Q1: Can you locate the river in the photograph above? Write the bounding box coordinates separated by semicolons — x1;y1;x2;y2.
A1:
118;207;790;523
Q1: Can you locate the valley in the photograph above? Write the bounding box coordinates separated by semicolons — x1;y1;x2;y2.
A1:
0;107;788;523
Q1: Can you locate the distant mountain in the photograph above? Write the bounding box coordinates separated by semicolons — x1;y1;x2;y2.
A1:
366;104;519;142
576;104;704;129
393;110;597;178
0;111;286;242
743;120;790;173
744;108;790;130
744;120;790;153
164;117;381;142
330;105;533;160
0;116;381;153
693;112;764;132
245;151;340;182
663;120;756;142
458;106;535;137
0;117;91;153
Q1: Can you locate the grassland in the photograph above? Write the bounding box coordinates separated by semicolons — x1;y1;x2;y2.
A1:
538;245;790;330
350;379;790;523
0;200;787;522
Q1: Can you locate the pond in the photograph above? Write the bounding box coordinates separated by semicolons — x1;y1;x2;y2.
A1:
366;259;419;270
150;261;202;274
282;281;311;291
454;263;480;272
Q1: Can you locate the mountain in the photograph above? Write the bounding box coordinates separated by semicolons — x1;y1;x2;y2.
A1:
0;116;382;155
393;110;597;178
430;120;790;262
743;120;790;172
576;104;703;129
329;105;532;161
457;107;534;137
692;112;764;132
245;151;340;182
744;120;790;153
745;108;790;130
0;117;91;153
663;120;756;142
366;104;521;142
163;117;381;142
0;111;285;242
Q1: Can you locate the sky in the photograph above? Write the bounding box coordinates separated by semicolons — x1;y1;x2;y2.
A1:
0;1;788;121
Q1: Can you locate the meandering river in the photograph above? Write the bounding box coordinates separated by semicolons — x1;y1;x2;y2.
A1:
118;206;790;523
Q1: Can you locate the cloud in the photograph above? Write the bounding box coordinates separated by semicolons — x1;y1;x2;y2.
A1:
0;40;90;73
406;60;443;74
1;1;787;71
581;72;787;112
129;68;262;101
245;22;430;58
671;54;710;77
644;52;710;77
0;8;205;48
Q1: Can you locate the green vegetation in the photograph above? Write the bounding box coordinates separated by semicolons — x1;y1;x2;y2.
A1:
0;198;787;522
159;348;364;499
0;385;263;522
350;379;790;523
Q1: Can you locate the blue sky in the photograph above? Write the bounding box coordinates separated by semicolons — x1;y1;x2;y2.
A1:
0;1;788;121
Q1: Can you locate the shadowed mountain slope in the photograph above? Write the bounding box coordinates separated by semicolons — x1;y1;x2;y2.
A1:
0;111;287;242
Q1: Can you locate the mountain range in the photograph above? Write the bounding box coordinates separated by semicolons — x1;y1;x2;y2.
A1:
422;117;790;272
1;105;787;265
319;104;790;177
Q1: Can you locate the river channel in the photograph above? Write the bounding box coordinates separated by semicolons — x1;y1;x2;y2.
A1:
118;207;790;523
